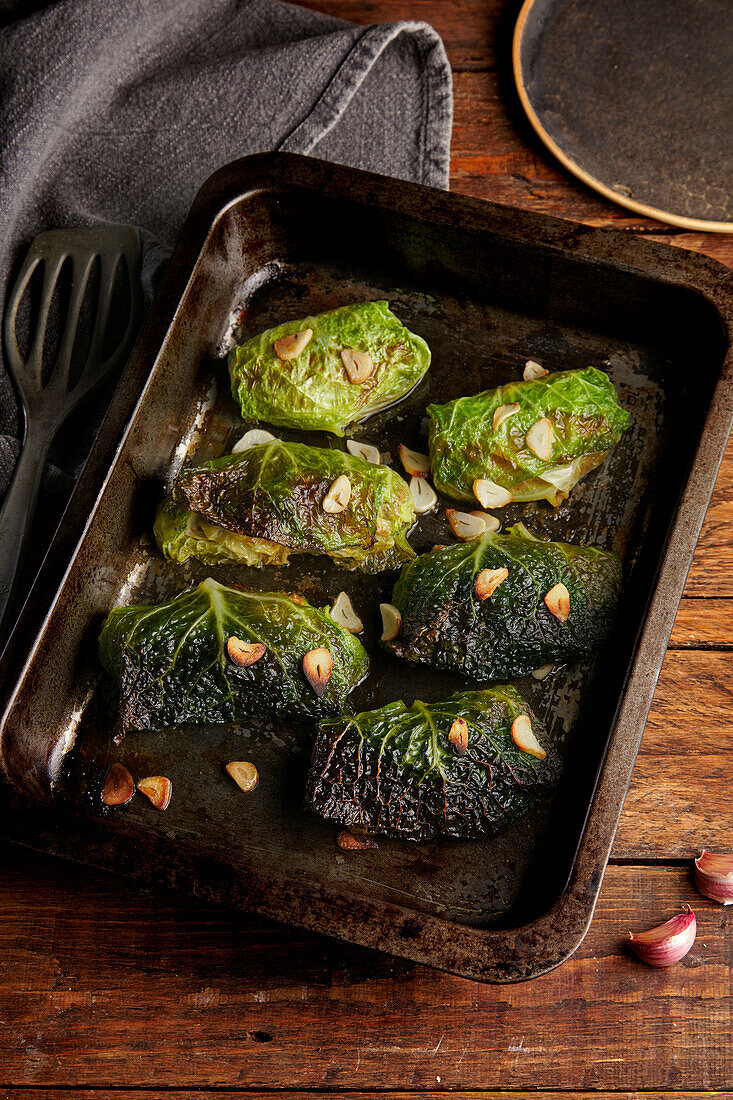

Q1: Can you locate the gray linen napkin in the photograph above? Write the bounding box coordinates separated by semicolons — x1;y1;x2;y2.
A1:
0;0;452;499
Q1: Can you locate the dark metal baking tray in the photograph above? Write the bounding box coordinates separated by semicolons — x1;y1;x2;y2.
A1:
1;153;731;983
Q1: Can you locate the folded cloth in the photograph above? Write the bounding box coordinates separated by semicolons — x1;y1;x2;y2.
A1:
0;0;453;500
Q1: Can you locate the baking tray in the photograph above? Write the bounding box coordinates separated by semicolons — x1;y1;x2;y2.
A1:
1;153;731;983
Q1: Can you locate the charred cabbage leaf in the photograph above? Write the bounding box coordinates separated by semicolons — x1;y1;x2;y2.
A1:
228;300;431;435
428;367;629;506
99;578;369;732
386;523;622;680
154;440;416;573
305;687;550;840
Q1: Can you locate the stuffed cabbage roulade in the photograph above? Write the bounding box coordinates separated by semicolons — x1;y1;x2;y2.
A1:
385;524;622;680
228;301;431;435
154;440;416;573
99;579;369;732
428;366;629;507
305;687;550;840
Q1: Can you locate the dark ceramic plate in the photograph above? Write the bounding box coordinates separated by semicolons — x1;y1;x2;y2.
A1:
514;0;733;231
1;154;732;982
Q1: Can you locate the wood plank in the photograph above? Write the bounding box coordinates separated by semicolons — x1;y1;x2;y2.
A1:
0;854;730;1090
670;600;733;648
4;1095;733;1100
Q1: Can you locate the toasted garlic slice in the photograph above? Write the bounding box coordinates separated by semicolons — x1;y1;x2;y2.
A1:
226;760;259;793
274;328;313;360
474;566;508;601
232;428;278;453
399;444;430;477
329;591;364;634
448;717;469;755
532;663;554;681
469;509;500;533
346;439;381;464
322;474;351;513
302;647;333;696
511;715;546;759
380;602;402;641
409;476;437;514
137;776;172;810
227;636;266;667
523;359;548;381
628;907;696;967
101;763;135;806
526;417;553;461
473;478;513;509
337;829;378;851
493;402;520;431
544;582;570;622
446;509;485;540
341;347;374;383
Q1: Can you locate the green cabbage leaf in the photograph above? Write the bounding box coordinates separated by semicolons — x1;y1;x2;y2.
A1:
228;300;431;435
305;687;549;840
99;578;369;732
427;367;629;505
154;440;416;573
386;523;622;680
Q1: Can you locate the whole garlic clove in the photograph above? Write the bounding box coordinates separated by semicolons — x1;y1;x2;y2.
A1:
329;591;364;634
226;760;259;793
409;476;437;514
628;907;696;967
232;428;279;453
380;603;402;641
694;850;733;904
346;439;381;464
473;478;513;509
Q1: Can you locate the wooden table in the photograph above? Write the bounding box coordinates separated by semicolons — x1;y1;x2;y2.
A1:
2;1;731;1094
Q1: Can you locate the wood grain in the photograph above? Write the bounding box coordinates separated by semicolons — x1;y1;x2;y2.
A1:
0;851;730;1091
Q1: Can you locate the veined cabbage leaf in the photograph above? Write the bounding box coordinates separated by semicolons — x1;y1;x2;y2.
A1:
154;440;416;573
228;300;431;435
386;523;622;680
99;578;369;732
305;687;550;840
428;367;629;505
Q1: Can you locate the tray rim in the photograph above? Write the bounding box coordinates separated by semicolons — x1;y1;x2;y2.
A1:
2;152;732;983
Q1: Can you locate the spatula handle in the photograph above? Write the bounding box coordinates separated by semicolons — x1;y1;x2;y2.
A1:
0;428;49;649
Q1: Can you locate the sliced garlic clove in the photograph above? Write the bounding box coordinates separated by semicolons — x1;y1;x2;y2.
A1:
474;566;509;601
448;717;469;755
322;474;352;513
531;663;554;681
446;509;486;540
544;582;570;622
469;509;500;533
137;775;172;810
226;636;267;667
302;647;333;696
380;602;402;641
694;851;733;905
492;402;520;431
473;478;513;509
226;760;259;793
399;444;430;477
409;475;437;514
628;907;696;967
341;347;374;383
274;328;313;360
329;591;364;634
336;829;378;851
526;417;553;461
101;763;135;806
232;428;279;453
511;715;547;759
523;359;549;381
346;439;381;464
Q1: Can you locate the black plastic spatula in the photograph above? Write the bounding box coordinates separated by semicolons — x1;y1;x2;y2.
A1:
0;226;142;648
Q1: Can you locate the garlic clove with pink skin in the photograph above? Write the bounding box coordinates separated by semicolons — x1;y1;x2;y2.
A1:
694;850;733;905
628;906;696;967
